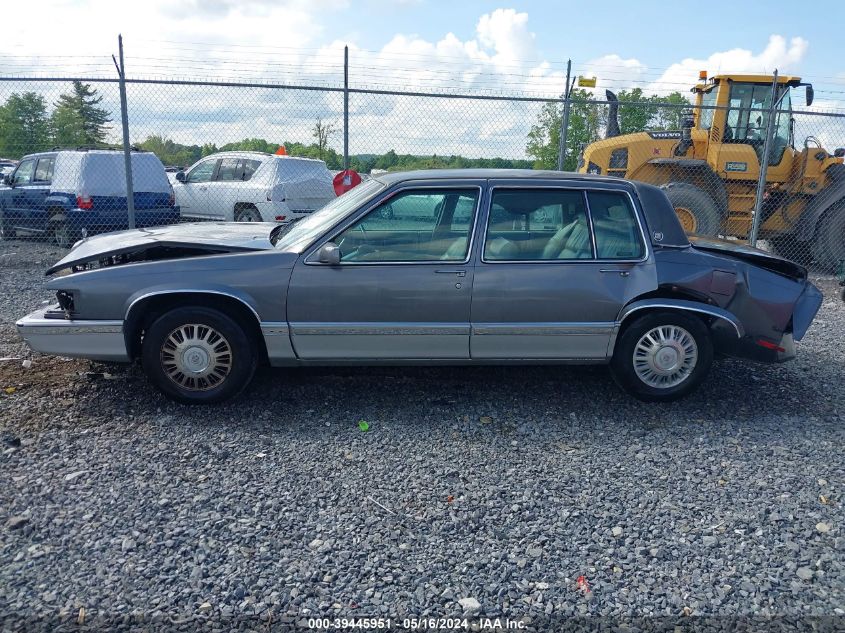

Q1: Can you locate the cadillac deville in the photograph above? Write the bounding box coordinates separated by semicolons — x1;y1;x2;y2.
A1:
16;170;823;404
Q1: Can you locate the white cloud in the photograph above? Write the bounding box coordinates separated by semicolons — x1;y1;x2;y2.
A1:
0;5;826;160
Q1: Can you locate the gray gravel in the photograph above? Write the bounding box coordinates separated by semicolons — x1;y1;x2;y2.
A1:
1;239;844;630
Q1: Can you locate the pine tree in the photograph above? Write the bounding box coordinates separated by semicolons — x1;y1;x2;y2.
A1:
51;81;111;146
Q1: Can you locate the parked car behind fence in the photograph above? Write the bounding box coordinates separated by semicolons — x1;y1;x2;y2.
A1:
174;151;335;223
0;149;178;247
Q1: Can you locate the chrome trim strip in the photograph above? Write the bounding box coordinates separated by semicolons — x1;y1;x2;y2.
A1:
16;316;123;335
616;302;744;338
125;290;261;321
472;323;615;336
303;184;483;266
479;184;650;265
260;322;289;336
290;322;469;336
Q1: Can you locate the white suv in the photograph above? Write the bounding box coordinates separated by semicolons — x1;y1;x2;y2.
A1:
174;152;336;222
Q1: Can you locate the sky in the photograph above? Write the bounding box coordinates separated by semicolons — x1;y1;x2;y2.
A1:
1;0;843;158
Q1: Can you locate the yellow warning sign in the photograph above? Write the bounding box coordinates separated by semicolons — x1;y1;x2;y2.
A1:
577;76;597;88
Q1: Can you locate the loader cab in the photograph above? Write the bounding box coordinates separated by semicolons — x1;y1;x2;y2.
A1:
696;74;808;181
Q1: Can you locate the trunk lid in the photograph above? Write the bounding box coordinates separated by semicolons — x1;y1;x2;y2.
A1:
689;235;807;280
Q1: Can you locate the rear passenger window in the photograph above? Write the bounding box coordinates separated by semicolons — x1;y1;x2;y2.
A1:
33;157;55;183
587;191;644;259
484;189;592;261
216;158;242;181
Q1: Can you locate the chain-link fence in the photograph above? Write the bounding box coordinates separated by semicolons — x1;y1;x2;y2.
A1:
1;53;843;271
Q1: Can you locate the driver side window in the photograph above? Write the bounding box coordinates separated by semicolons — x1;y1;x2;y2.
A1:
333;188;479;263
187;159;217;183
11;159;35;185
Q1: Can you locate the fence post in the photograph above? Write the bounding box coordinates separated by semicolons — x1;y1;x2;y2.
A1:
556;59;572;171
116;34;135;230
749;69;779;247
343;45;349;171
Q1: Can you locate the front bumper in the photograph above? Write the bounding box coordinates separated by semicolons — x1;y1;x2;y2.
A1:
16;307;129;362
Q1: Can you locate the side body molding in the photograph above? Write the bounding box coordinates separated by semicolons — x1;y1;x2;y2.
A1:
608;298;745;356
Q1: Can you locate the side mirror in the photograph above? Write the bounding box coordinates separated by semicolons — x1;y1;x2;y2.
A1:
2;175;11;186
175;171;186;183
805;85;814;107
317;241;341;265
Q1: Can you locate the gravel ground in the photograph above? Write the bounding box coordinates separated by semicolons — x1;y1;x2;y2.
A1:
1;239;844;631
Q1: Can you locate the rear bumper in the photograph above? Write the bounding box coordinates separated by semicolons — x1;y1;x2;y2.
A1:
68;207;180;229
16;307;129;362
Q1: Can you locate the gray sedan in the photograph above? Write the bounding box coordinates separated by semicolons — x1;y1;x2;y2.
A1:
16;169;822;404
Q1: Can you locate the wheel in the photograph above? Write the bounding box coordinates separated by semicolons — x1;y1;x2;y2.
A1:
141;306;257;404
610;311;713;402
810;205;845;273
234;205;262;222
51;220;74;248
0;212;15;240
660;182;721;236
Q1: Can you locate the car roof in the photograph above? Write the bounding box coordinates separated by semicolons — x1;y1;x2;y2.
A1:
204;151;326;163
371;168;638;187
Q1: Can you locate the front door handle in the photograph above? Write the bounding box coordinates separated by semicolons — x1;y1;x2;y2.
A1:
600;269;630;277
435;269;466;277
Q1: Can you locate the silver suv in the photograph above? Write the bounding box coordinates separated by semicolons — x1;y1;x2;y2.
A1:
174;151;335;223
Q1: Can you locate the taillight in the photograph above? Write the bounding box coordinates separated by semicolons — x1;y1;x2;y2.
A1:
76;195;93;210
169;191;175;207
274;215;286;221
756;339;786;353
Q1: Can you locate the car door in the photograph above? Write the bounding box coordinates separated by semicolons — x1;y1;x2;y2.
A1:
286;183;483;360
5;158;36;229
470;181;655;360
25;156;54;228
210;157;244;220
175;158;218;218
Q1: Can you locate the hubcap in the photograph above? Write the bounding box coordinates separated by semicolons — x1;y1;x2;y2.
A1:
633;325;698;389
675;206;697;233
160;323;232;391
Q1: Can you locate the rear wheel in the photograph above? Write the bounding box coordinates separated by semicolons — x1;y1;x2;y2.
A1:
610;311;713;402
234;205;262;222
141;306;257;404
811;205;845;273
661;182;721;236
0;212;15;240
51;220;74;248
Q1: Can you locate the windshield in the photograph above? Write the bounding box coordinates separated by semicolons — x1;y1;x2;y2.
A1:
273;179;385;252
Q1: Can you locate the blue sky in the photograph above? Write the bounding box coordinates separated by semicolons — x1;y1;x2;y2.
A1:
0;1;842;157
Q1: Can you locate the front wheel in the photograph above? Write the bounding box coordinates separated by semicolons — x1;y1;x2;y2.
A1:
141;307;257;404
610;311;713;402
234;205;262;222
660;182;721;236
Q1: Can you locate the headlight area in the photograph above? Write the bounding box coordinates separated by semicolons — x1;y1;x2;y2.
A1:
44;290;76;319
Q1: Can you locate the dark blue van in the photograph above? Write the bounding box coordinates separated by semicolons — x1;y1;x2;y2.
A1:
0;149;179;246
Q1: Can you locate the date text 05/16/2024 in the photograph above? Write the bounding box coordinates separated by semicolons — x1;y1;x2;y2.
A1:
307;617;528;630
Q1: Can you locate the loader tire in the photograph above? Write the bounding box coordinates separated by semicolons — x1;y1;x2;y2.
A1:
661;182;721;236
811;204;845;273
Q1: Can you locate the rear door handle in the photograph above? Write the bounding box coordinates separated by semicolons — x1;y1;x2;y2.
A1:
600;269;630;277
435;269;466;277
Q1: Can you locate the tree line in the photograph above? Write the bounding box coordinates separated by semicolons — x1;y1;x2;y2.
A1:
0;83;690;173
0;81;111;158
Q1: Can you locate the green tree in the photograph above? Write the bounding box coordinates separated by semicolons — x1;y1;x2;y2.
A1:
0;92;50;158
51;81;111;146
652;91;692;130
526;89;603;171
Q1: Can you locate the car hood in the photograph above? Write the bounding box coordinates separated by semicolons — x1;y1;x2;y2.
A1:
688;235;807;281
46;222;278;275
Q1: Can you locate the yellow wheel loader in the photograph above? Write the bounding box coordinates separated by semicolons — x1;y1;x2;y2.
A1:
577;73;845;269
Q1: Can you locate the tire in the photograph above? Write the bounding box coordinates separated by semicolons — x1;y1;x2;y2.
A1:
810;205;845;273
610;311;714;402
234;205;262;222
0;212;15;240
141;306;257;404
51;220;74;248
660;182;721;236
